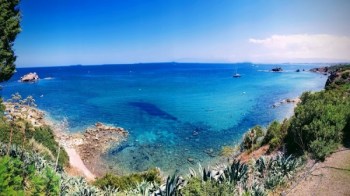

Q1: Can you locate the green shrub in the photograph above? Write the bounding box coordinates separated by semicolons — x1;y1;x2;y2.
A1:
0;120;68;167
286;89;350;160
263;119;290;152
263;121;281;144
0;156;24;195
181;178;236;196
220;145;237;157
241;125;264;150
341;72;349;79
0;155;60;195
94;168;161;191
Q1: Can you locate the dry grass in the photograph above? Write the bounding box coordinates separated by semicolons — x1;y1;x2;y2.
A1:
28;138;55;160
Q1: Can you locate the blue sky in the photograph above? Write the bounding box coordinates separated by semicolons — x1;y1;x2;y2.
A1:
15;0;350;67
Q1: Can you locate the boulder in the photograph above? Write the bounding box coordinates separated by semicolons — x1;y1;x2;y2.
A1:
21;72;39;82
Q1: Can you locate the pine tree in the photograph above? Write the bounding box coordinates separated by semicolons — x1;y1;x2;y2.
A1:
0;0;21;82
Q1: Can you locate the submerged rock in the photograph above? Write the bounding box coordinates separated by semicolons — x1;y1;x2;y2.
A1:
21;72;39;82
187;158;195;164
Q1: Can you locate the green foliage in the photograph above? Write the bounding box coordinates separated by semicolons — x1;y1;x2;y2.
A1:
286;88;350;160
341;71;349;80
0;155;60;195
159;174;185;196
253;154;301;190
31;126;69;167
263;119;290;152
0;118;68;167
223;160;248;185
220;145;237;157
0;156;23;195
0;99;5;113
181;178;236;196
241;125;265;151
0;0;21;82
94;168;161;191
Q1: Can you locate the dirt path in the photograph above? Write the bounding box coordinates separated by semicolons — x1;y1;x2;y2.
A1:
285;148;350;196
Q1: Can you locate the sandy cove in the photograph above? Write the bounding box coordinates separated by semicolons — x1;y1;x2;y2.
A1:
4;102;128;181
52;122;128;178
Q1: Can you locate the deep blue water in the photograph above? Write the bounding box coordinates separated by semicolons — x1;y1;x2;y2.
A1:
0;63;327;174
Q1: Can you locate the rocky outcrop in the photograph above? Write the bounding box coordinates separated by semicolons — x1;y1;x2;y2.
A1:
272;98;301;108
271;67;283;72
76;123;128;168
54;122;129;176
309;67;328;74
325;71;339;88
21;72;39;82
325;66;350;89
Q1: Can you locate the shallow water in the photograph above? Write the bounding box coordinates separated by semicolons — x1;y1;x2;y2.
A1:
1;63;327;174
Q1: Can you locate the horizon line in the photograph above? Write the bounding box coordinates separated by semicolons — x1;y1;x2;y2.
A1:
16;61;347;69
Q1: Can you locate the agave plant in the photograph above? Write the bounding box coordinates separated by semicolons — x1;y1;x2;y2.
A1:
254;156;268;178
102;185;119;196
264;172;284;189
263;154;301;189
157;174;186;196
251;181;267;196
223;160;248;185
8;144;24;158
0;142;7;155
31;152;48;171
126;181;159;196
269;154;300;178
188;163;225;183
60;175;73;196
73;185;100;196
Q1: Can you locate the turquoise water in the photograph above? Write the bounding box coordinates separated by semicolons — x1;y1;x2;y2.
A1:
1;63;327;174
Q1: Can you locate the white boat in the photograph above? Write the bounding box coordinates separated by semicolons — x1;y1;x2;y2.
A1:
233;65;241;78
233;73;241;78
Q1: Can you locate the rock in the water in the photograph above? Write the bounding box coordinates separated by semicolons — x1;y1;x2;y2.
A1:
21;72;39;82
271;67;283;72
187;158;195;164
310;67;328;74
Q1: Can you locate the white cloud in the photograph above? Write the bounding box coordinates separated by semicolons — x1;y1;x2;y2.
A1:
248;34;350;62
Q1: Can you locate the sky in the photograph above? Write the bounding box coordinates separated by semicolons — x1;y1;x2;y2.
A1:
15;0;350;67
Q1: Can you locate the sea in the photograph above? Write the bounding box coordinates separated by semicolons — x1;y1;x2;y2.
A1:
0;63;328;174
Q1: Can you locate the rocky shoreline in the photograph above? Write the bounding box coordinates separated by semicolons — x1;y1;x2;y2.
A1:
272;97;301;108
51;121;129;178
4;102;128;179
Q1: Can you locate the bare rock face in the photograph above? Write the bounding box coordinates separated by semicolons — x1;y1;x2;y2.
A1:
21;72;39;82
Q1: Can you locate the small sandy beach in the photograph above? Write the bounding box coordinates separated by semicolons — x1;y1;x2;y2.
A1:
4;102;128;181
